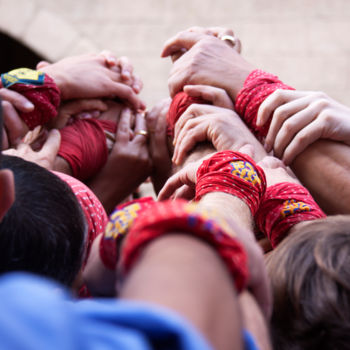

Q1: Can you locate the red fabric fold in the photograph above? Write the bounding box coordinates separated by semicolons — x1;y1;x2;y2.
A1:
235;69;294;141
120;199;248;293
8;74;60;130
58;119;116;181
166;91;209;136
255;182;326;248
195;151;266;215
99;197;155;270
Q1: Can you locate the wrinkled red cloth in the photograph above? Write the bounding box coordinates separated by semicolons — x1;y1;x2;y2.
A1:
196;151;266;215
166;91;209;136
120;199;248;293
99;197;155;270
255;182;326;248
54;171;108;263
58;119;116;181
235;69;294;141
2;70;60;130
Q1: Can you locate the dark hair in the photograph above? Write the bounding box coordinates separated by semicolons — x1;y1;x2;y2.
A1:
266;216;350;350
0;155;86;286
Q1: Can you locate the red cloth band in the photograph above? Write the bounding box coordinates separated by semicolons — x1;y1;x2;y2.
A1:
166;91;209;137
58;118;116;181
120;199;248;293
255;182;326;248
99;197;155;270
2;69;61;130
195;151;266;215
54;172;108;263
235;69;294;141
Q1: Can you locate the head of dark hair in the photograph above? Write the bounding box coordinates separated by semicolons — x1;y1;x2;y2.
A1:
0;155;86;286
266;216;350;350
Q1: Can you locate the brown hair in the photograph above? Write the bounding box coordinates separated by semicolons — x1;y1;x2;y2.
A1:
266;216;350;350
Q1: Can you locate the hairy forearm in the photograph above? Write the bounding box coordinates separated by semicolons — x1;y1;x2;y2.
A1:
292;140;350;214
120;233;243;350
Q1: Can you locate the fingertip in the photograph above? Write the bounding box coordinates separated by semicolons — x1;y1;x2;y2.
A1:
24;101;35;111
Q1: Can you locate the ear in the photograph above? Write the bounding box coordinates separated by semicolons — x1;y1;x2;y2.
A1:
0;169;15;221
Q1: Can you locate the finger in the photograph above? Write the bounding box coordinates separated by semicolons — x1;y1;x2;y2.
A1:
2;128;9;150
0;89;34;112
132;74;143;94
36;61;50;70
133;112;148;144
99;50;117;67
257;89;307;128
264;96;314;152
2;101;29;146
161;31;206;58
173;184;195;200
173;104;216;145
183;85;234;109
273;103;319;159
115;108;132;144
208;26;234;37
39;129;61;161
158;170;191;200
118;56;134;82
174;120;209;165
258;155;285;170
282;119;324;165
237;144;254;159
111;82;146;110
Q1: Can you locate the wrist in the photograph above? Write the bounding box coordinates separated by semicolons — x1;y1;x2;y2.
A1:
40;66;69;100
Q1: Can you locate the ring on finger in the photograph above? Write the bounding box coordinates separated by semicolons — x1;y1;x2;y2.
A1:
220;35;236;48
135;129;149;137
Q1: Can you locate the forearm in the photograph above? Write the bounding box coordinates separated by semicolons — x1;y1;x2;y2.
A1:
198;192;253;232
120;233;243;350
292;140;350;214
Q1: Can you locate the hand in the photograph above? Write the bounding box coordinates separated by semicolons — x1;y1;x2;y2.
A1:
37;53;145;110
52;99;108;129
257;156;299;187
257;90;350;164
172;103;266;165
3;129;61;170
89;108;152;213
146;98;173;194
99;51;143;94
0;89;34;149
162;34;254;99
162;26;241;61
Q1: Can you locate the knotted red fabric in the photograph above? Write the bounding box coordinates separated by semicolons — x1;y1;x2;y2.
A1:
166;91;209;136
1;68;60;130
120;199;248;293
195;151;266;215
54;171;108;263
255;182;326;248
99;197;155;270
235;69;294;141
58;119;116;181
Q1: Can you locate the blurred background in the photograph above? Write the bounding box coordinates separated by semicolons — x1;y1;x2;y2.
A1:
1;0;350;107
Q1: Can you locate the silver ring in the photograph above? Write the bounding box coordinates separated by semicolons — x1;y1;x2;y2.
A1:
220;35;236;47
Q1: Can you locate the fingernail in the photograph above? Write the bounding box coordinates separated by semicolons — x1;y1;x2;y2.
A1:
133;84;140;92
123;71;131;78
25;102;34;110
80;112;92;119
264;142;271;152
91;110;100;118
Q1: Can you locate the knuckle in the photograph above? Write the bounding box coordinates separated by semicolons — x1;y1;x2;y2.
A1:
273;105;288;121
313;98;329;110
314;91;327;99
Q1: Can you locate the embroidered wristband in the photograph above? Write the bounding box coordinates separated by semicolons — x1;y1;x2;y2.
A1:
1;68;61;130
120;199;248;292
99;197;155;270
195;151;266;215
255;182;326;248
235;69;294;141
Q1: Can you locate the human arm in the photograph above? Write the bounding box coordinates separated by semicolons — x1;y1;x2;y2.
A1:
38;53;145;110
88;108;151;213
257;89;350;164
